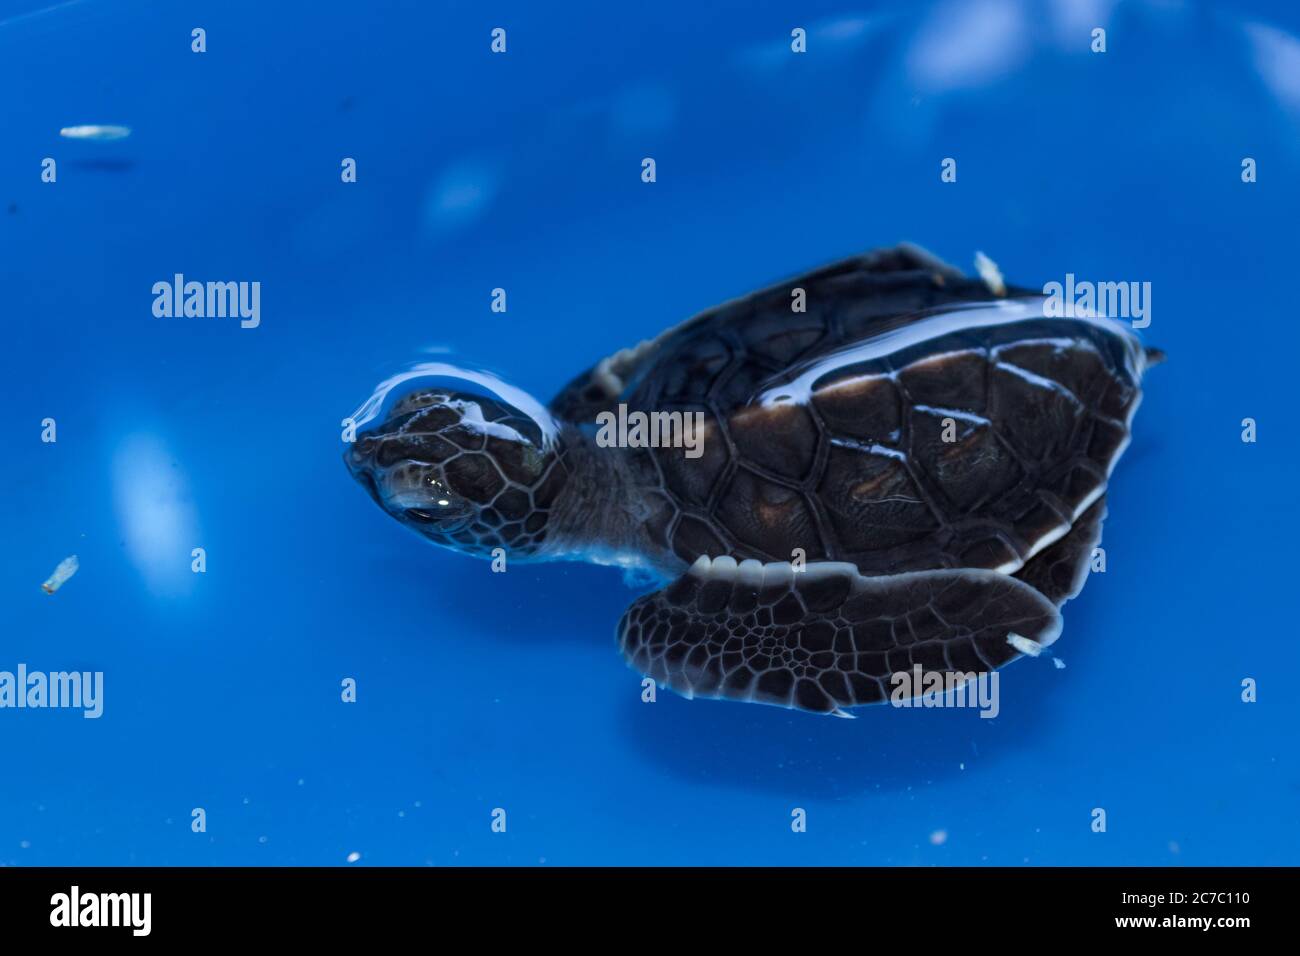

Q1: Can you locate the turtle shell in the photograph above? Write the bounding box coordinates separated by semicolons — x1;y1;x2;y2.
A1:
551;246;1151;577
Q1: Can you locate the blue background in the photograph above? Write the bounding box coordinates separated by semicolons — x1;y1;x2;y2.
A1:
1;0;1297;865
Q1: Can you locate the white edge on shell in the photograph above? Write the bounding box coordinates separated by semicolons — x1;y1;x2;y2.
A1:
758;296;1146;409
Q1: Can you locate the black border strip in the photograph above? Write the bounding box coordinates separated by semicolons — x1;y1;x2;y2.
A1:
0;866;1288;940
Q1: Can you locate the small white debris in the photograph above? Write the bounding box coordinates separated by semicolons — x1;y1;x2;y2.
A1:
1052;657;1066;670
41;555;79;594
974;251;1006;297
59;124;131;141
929;829;948;846
1006;632;1043;657
346;851;361;863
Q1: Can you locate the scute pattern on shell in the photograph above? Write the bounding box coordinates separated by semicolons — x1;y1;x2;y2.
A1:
551;247;1143;580
632;327;1138;577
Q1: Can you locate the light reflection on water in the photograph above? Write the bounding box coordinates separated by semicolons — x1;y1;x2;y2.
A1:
111;433;199;599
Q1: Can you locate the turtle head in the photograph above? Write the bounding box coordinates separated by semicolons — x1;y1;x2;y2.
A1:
344;371;567;561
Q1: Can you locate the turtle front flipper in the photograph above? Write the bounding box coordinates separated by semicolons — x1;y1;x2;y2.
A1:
618;557;1061;715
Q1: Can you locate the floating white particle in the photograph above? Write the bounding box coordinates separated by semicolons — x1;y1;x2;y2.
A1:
41;555;79;594
346;851;361;863
974;250;1006;297
1006;632;1042;657
59;124;131;141
1052;657;1066;670
929;829;948;846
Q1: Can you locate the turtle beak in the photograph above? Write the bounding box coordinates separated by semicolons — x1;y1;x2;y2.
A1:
345;435;376;470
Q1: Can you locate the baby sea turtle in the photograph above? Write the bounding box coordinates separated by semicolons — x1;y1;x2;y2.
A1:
345;244;1157;715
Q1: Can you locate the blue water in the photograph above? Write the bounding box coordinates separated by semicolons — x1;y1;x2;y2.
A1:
2;0;1297;866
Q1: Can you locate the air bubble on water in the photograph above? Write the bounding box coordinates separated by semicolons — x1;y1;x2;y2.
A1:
349;361;559;450
346;851;361;863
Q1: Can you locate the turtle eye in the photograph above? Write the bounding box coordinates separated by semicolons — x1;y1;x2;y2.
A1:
405;475;474;526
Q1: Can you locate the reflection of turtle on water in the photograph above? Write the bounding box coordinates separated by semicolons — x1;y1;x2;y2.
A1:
345;245;1158;715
